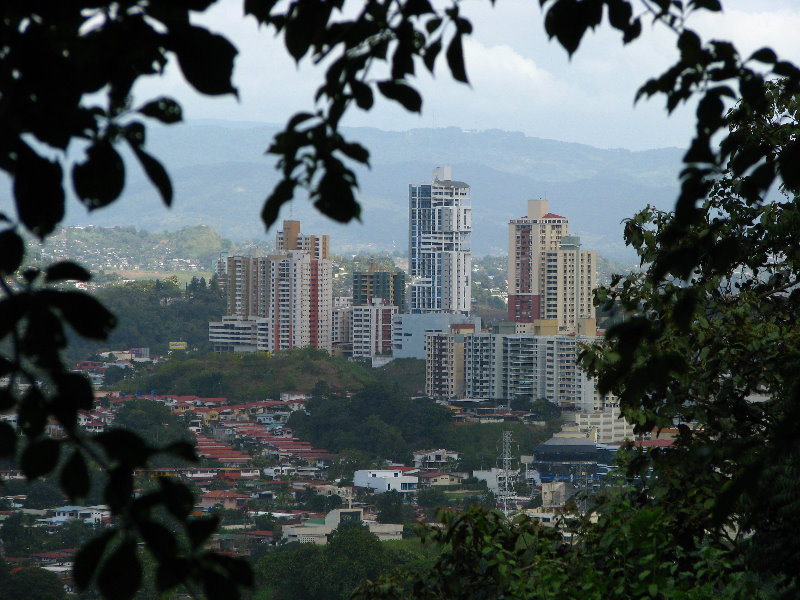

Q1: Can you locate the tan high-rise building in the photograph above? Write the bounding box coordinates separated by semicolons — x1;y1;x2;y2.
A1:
507;200;595;330
212;222;332;352
276;220;329;259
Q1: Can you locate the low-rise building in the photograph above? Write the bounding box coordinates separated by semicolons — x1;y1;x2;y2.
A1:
354;469;418;494
282;508;403;544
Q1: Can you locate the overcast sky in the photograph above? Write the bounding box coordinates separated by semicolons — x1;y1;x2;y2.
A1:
136;0;800;151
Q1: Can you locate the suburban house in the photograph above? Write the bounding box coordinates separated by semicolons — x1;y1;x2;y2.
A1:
354;469;418;494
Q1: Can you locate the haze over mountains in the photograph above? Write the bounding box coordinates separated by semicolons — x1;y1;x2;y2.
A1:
4;122;683;260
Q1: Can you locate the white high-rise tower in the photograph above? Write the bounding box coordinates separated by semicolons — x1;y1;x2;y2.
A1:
408;166;472;314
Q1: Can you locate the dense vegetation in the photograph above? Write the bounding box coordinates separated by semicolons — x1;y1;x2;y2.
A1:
65;275;225;363
289;384;559;467
117;351;425;401
253;523;436;600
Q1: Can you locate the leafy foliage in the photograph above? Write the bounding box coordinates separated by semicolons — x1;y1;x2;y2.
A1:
576;78;800;590
117;350;424;401
255;522;431;600
288;382;453;461
65;276;225;362
358;503;764;600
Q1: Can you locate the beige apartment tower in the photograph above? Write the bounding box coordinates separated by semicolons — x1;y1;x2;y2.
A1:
507;200;595;330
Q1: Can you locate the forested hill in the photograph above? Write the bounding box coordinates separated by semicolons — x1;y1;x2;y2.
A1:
64;276;225;363
116;351;426;403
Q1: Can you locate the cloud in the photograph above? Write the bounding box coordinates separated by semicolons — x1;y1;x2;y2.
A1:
131;0;800;151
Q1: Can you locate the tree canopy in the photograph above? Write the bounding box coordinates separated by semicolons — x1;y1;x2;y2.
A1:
2;1;800;599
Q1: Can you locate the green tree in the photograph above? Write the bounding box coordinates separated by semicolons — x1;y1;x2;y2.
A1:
375;490;416;525
415;488;448;510
0;512;47;557
0;567;66;600
577;80;800;591
23;478;66;509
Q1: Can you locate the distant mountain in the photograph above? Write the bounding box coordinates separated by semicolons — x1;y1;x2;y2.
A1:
1;122;683;260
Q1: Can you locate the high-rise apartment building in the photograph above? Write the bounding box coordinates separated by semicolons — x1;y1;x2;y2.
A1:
352;298;398;358
425;321;617;411
352;264;406;310
508;200;596;330
276;220;329;259
210;222;332;353
409;166;472;314
425;323;476;399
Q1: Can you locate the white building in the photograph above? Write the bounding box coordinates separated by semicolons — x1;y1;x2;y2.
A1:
352;298;398;358
413;448;460;470
282;508;403;544
354;469;418;494
409;166;472;314
427;325;616;410
392;312;481;360
473;468;519;494
574;407;633;443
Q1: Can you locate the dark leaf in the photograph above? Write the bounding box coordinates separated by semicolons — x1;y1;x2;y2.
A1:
45;261;92;283
21;438;61;479
773;61;800;79
61;449;90;501
172;26;238;96
14;152;65;237
162;440;198;462
72;142;125;209
423;38;442;73
0;229;25;275
42;290;116;339
350;80;374;110
0;386;13;410
446;34;469;82
74;530;116;590
97;539;141;600
104;467;134;513
377;80;422;112
18;388;48;438
622;17;641;44
54;372;95;411
749;47;776;64
691;0;721;10
262;179;296;229
138;97;183;124
159;476;195;519
338;141;370;165
123;122;146;148
187;515;220;549
131;145;173;207
0;421;17;457
156;558;190;590
779;140;800;191
139;521;179;560
543;0;584;56
96;428;152;466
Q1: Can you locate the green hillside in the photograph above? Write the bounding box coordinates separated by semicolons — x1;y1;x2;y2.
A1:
116;351;426;402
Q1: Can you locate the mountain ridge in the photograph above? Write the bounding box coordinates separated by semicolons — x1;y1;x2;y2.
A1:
0;123;683;260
